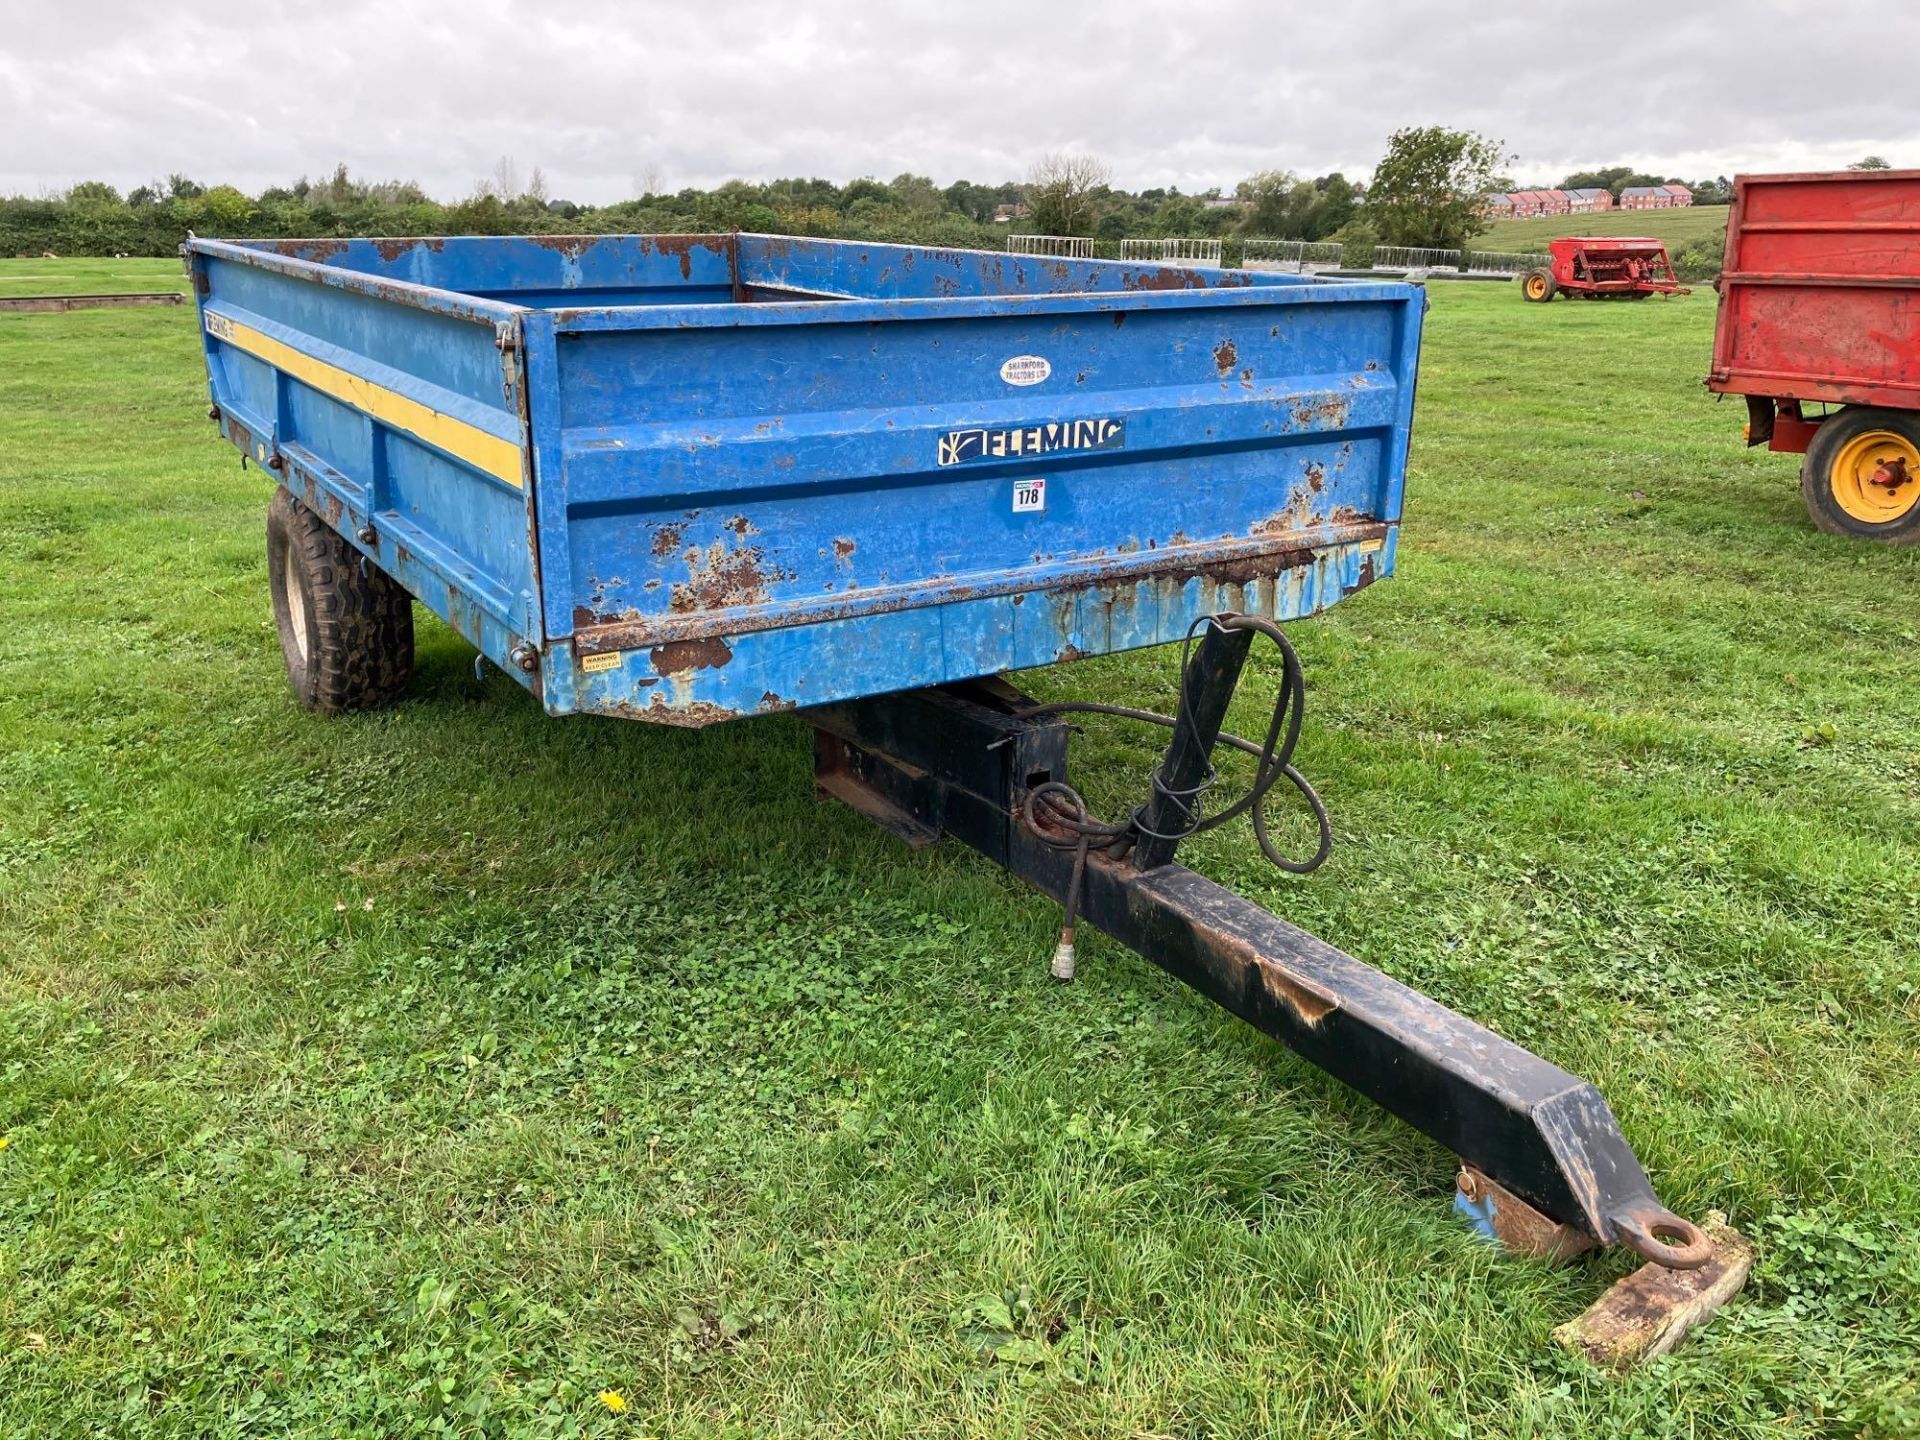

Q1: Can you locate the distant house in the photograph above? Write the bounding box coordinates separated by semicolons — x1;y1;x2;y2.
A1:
1202;196;1241;211
1490;185;1621;218
1620;184;1694;210
991;202;1029;223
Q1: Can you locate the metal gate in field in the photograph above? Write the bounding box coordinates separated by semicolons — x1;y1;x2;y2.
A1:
1374;246;1464;275
1006;234;1095;259
1241;239;1346;274
1121;237;1224;266
1463;250;1550;276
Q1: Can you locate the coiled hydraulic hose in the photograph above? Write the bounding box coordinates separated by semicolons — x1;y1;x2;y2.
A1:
1015;614;1332;976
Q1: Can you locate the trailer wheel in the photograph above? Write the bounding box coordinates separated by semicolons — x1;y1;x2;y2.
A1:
1799;407;1920;543
1520;269;1557;303
267;487;415;711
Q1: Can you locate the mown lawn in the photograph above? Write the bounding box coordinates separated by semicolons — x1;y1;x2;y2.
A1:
0;256;190;298
2;264;1916;1439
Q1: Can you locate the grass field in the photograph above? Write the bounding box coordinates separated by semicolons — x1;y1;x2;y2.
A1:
1477;206;1732;252
3;263;1918;1439
0;256;190;298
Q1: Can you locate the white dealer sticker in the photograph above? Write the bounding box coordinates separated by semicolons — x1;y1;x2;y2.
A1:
1013;478;1047;513
999;355;1052;386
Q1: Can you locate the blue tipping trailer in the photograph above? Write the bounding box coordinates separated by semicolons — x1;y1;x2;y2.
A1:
183;233;1725;1287
186;233;1416;724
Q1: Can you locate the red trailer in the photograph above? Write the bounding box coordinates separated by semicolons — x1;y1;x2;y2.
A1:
1519;237;1691;303
1709;169;1920;541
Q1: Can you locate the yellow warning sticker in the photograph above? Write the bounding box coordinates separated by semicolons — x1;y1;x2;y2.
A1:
580;651;624;674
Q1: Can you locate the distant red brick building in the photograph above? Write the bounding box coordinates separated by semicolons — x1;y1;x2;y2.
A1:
1619;184;1695;210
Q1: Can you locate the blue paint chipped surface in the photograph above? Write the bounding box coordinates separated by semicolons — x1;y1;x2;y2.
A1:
186;233;1425;724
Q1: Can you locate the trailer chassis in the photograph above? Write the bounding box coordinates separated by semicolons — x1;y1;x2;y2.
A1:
811;620;1716;1273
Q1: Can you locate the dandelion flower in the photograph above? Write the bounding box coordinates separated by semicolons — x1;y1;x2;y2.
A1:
597;1389;627;1414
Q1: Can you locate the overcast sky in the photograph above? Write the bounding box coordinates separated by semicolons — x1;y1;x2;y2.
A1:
2;1;1915;203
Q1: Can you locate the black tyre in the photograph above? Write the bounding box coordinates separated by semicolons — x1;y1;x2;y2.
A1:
1520;268;1557;303
1799;407;1920;543
267;487;415;711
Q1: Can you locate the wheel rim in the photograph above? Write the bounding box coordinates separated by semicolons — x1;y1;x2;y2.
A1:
1525;275;1547;300
283;544;309;663
1829;429;1920;524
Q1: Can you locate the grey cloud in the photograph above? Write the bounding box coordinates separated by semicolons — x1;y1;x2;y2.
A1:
1;0;1915;200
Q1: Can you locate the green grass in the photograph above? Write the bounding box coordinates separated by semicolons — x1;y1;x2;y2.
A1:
1477;206;1732;252
0;256;190;299
3;259;1918;1439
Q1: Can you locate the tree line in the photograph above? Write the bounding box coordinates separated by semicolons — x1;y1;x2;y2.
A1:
8;130;1875;262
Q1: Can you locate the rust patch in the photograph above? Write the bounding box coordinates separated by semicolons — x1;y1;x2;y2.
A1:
1292;395;1351;429
1213;339;1239;375
605;693;743;727
1188;918;1339;1027
638;233;722;280
1305;462;1325;492
832;537;856;562
758;691;797;714
650;522;685;557
724;515;756;537
1257;957;1337;1026
528;233;607;261
1112;310;1127;326
575;522;1388;654
1173;549;1312;589
669;540;791;614
649;636;734;673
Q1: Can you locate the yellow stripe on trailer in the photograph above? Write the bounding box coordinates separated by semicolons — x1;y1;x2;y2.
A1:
204;312;524;488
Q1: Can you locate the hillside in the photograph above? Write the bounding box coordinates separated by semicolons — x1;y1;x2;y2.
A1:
1476;205;1731;250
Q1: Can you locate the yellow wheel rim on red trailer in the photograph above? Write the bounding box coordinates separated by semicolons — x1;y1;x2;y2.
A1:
1829;429;1920;523
1524;273;1550;301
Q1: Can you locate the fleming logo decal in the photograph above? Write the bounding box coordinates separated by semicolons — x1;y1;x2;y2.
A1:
938;417;1125;467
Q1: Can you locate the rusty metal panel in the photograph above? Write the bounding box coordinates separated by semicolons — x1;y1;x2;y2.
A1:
185;234;1425;725
1709;170;1920;410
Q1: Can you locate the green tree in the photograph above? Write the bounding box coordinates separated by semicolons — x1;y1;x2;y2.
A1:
1234;170;1304;236
1366;126;1512;248
1024;153;1109;236
1851;156;1893;170
1562;165;1635;192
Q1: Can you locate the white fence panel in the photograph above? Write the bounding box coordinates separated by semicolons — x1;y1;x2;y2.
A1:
1007;235;1093;259
1465;250;1550;276
1241;238;1305;271
1122;237;1224;266
1374;246;1463;274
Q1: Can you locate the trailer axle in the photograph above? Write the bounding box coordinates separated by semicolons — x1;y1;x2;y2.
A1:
809;640;1712;1270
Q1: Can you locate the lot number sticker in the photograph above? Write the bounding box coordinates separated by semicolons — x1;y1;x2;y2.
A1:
1013;478;1047;513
